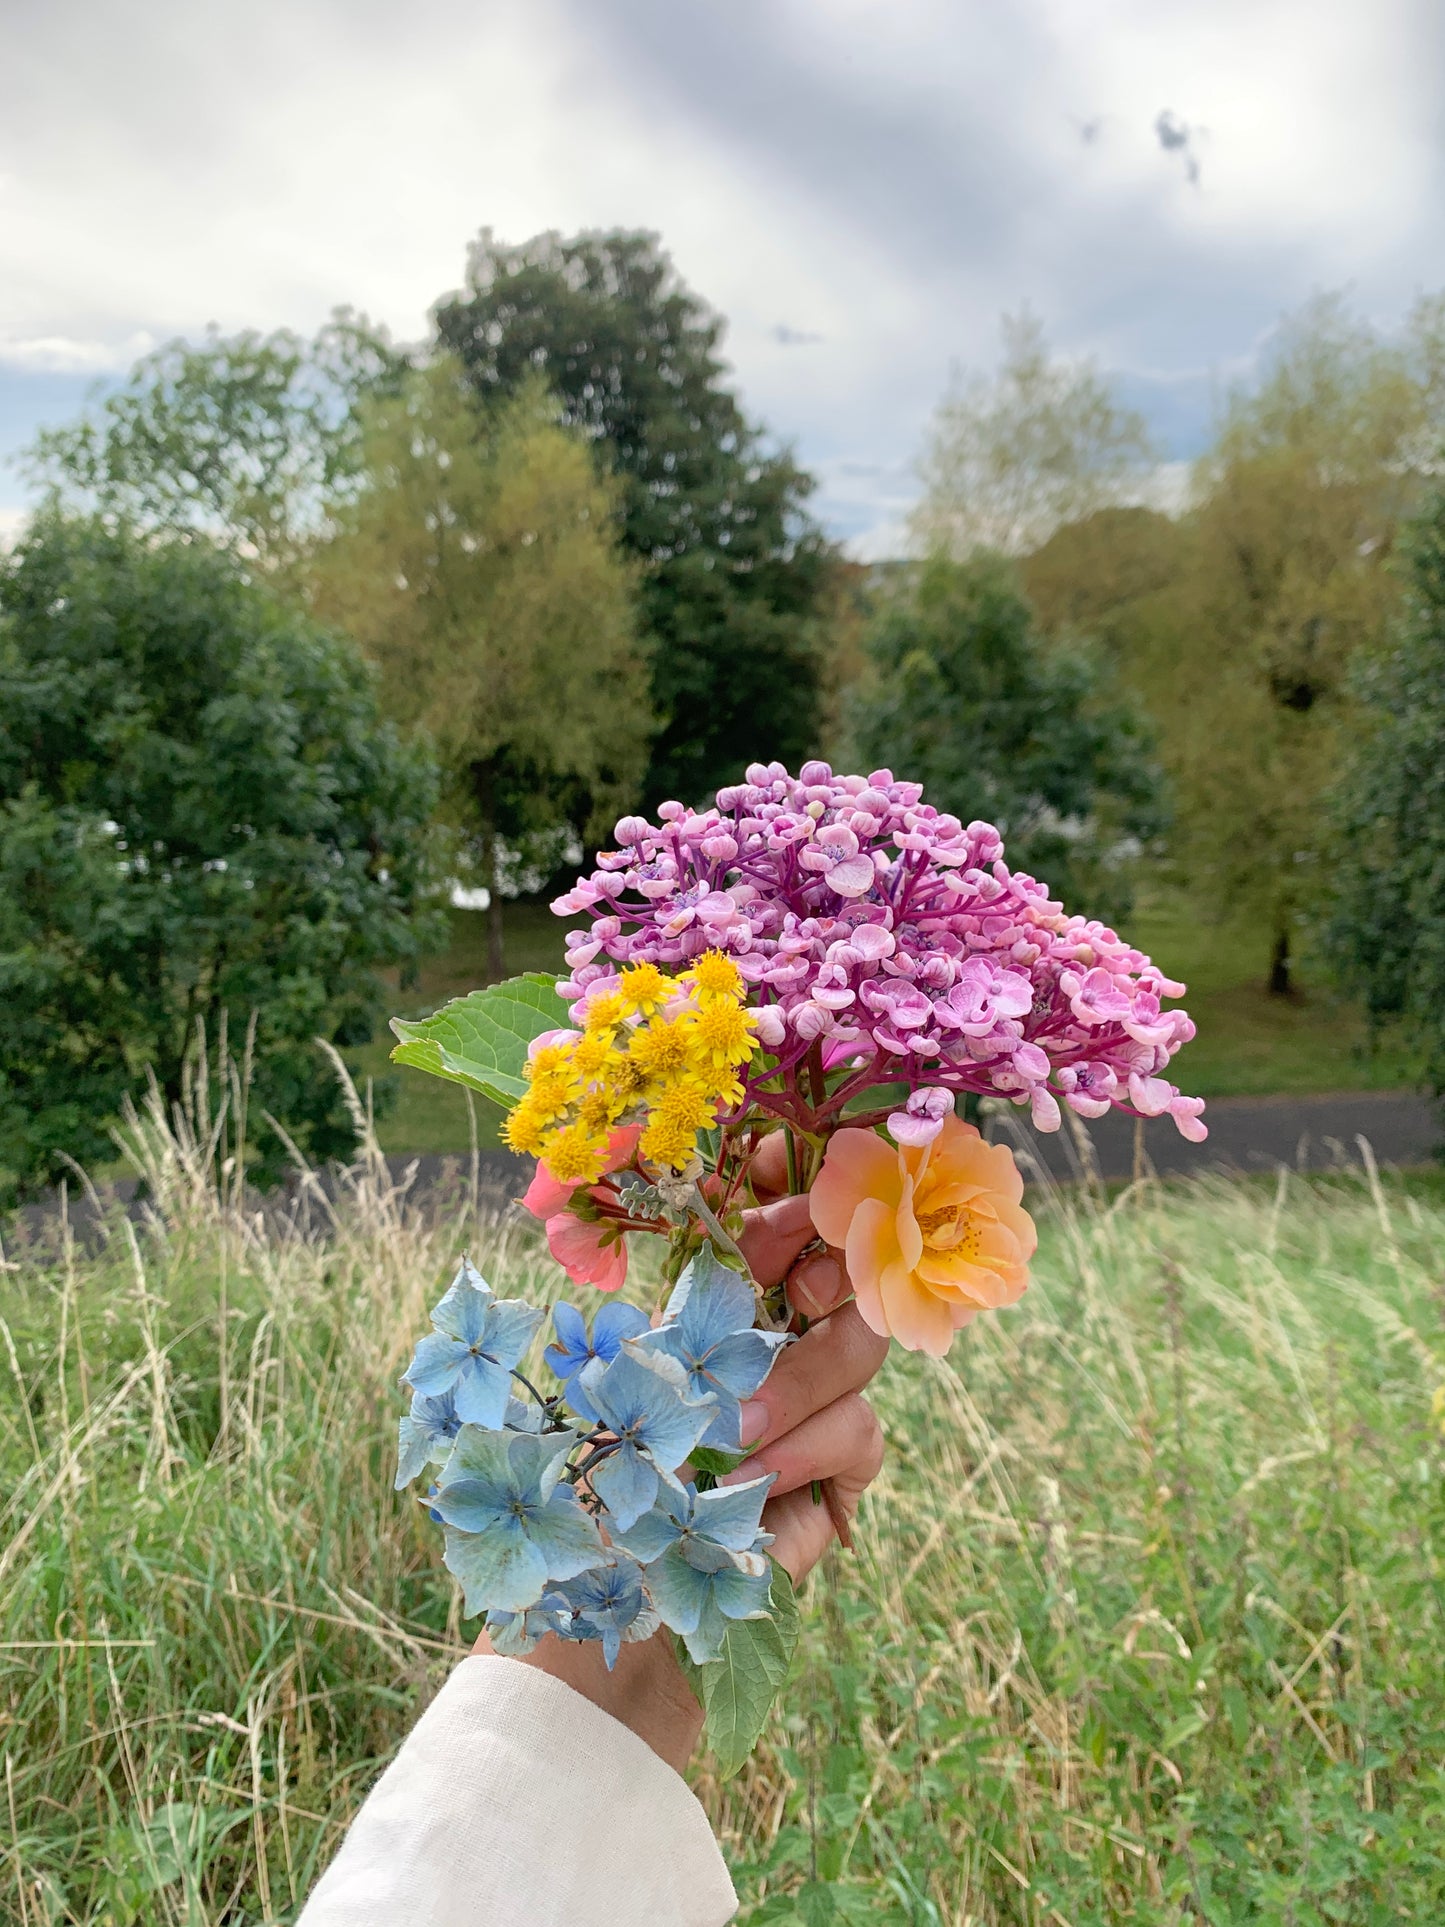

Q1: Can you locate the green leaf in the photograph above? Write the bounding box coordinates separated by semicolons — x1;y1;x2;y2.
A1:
689;1445;754;1479
679;1560;801;1778
389;973;569;1107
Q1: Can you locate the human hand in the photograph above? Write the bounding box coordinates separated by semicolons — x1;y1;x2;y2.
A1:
489;1134;889;1770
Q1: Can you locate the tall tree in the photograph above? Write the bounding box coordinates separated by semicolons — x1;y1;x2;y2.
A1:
1133;295;1445;992
845;554;1163;924
433;228;834;805
0;516;444;1198
1327;493;1445;1105
23;314;404;576
911;310;1157;559
312;360;649;977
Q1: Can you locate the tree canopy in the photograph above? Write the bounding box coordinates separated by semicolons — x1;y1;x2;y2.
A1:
311;360;649;975
0;517;444;1197
23;315;404;576
911;311;1157;559
1328;492;1445;1103
845;554;1163;924
433;228;835;804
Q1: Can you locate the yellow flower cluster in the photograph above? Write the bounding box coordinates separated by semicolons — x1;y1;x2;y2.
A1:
503;950;759;1183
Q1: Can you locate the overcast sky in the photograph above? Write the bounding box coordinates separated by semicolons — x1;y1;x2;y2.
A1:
3;0;1443;553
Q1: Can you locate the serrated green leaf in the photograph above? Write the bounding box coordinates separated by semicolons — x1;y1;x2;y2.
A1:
679;1561;801;1778
389;973;569;1106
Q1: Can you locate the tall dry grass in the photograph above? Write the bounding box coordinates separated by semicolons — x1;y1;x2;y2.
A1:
1;1066;1443;1923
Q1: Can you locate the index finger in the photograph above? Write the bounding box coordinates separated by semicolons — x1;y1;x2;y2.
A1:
736;1193;814;1289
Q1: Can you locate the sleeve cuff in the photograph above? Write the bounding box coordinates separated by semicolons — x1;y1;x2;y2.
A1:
299;1653;737;1927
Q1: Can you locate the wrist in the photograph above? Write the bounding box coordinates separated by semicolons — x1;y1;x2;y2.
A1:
472;1627;704;1775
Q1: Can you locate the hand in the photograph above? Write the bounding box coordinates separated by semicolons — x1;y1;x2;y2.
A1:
486;1136;890;1771
731;1136;888;1585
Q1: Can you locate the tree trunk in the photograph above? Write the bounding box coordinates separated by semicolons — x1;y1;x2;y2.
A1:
1268;925;1292;997
482;827;505;983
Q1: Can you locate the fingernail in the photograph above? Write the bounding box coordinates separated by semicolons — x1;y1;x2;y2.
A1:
792;1255;842;1315
737;1400;768;1447
718;1463;751;1486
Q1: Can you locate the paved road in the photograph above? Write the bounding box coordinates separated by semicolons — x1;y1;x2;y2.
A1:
9;1090;1437;1252
1000;1088;1440;1185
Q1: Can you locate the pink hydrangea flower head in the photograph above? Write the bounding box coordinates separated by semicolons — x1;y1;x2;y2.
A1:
546;763;1205;1141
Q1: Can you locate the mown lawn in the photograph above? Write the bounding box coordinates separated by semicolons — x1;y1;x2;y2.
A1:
4;1091;1443;1923
356;893;1423;1156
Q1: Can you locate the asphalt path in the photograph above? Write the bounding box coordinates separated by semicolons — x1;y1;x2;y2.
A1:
9;1090;1437;1253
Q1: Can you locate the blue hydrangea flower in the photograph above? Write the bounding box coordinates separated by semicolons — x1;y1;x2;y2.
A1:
576;1348;718;1530
404;1258;545;1429
646;1538;775;1664
632;1248;791;1449
544;1300;651;1425
395;1388;464;1490
552;1553;659;1670
432;1426;605;1614
613;1472;776;1565
483;1598;572;1657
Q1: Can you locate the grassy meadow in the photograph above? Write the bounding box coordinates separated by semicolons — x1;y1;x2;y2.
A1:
3;1078;1444;1923
354;893;1423;1158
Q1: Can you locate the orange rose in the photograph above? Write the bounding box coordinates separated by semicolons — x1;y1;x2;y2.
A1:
809;1116;1035;1355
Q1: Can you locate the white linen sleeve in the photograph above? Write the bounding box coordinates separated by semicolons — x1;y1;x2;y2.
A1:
296;1653;738;1927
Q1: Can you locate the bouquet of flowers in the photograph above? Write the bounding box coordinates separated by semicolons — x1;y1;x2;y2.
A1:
390;762;1204;1768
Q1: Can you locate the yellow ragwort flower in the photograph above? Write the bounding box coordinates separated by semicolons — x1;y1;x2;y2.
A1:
640;1114;700;1170
684;949;745;1007
524;1067;576;1124
569;1031;618;1083
617;961;672;1018
583;992;627;1036
628;1016;693;1082
689;998;757;1069
503;1100;551;1156
543;1121;611;1185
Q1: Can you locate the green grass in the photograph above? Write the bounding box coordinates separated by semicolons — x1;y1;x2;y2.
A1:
356;894;1424;1157
4;1084;1444;1922
1127;896;1421;1100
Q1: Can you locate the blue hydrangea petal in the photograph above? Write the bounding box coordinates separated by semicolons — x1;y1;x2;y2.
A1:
503;1395;545;1434
429;1474;509;1536
484;1299;548;1368
689;1476;777;1551
701;1329;791;1400
544;1302;589;1379
679;1596;733;1665
645;1545;712;1636
405;1330;470;1398
592;1300;651;1354
395;1416;436;1490
430;1264;495;1344
665;1249;757;1350
451;1355;514;1428
610;1489;689;1564
590;1443;659;1532
522;1488;608;1579
710;1558;773;1621
443;1518;548;1615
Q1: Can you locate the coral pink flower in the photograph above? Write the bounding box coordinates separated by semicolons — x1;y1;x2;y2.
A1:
521;1125;640;1292
809;1116;1035;1356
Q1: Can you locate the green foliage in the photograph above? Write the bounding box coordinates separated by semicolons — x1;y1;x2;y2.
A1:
390;973;569;1107
846;553;1162;922
912;310;1158;558
4;1119;1444;1922
680;1562;801;1779
434;228;836;805
23;314;404;575
0;515;445;1196
313;360;649;972
1328;492;1445;1104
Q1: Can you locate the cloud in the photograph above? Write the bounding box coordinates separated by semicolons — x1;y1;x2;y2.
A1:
0;0;1440;554
0;332;154;374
